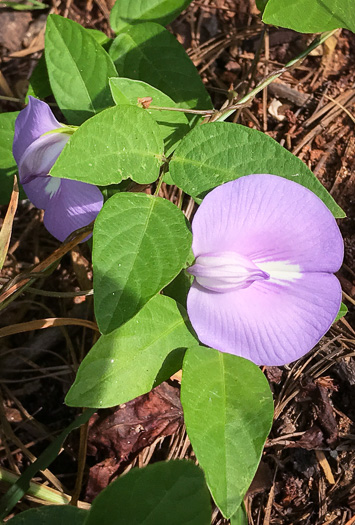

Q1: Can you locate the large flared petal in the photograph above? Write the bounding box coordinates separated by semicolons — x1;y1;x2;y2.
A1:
18;133;70;184
191;175;343;274
187;272;342;365
13;97;63;164
22;175;61;210
43;179;103;242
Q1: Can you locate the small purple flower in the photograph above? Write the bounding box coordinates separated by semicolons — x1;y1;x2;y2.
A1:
13;96;103;242
187;174;344;366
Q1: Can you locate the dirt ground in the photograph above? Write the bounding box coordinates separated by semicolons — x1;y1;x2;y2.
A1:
0;1;354;524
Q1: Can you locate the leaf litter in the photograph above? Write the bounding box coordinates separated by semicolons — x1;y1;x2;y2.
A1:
0;0;355;523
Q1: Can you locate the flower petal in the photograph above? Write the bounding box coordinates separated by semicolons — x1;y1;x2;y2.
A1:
191;174;343;273
22;175;61;210
18;133;70;184
187;272;342;365
13;97;64;165
43;179;103;242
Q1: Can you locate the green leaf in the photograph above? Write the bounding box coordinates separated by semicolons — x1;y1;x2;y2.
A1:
334;302;348;323
85;461;211;525
50;105;164;186
110;0;192;33
169;121;344;217
0;112;25;205
109;22;212;110
181;346;274;518
93;192;192;334
230;504;248;525
163;269;193;308
7;506;88;525
0;409;95;519
255;0;268;13
0;0;47;10
45;14;117;124
85;28;111;45
110;77;190;155
26;54;52;101
65;294;196;408
263;0;355;33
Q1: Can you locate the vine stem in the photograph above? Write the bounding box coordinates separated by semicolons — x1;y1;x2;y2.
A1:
146;29;338;121
149;105;214;115
213;29;339;122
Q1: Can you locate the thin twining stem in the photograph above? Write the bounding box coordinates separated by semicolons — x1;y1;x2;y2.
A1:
146;29;338;120
213;29;339;122
149;105;215;115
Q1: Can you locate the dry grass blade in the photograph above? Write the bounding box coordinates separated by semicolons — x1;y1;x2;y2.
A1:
0;317;99;338
0;222;93;306
0;176;19;270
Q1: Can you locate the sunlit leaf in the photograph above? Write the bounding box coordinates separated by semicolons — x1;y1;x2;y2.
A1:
263;0;355;33
109;77;190;155
86;461;211;525
109;22;212;110
66;295;197;408
110;0;192;33
181;346;274;518
50;105;164;186
93;192;192;333
169;121;344;217
45;14;117;124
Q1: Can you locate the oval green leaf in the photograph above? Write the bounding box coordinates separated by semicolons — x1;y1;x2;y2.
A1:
169;121;344;217
263;0;355;33
50;105;164;186
110;77;190;155
45;14;117;124
66;294;197;408
7;506;88;525
93;192;192;334
109;22;212;110
86;461;211;525
181;346;274;518
110;0;192;34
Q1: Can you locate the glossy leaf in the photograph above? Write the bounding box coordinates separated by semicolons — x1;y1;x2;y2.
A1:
7;506;88;525
181;346;274;518
50;105;164;186
45;14;117;124
86;461;211;525
109;22;212;110
93;192;192;333
263;0;355;33
110;77;190;155
169;121;344;217
66;295;197;408
86;28;111;45
110;0;192;33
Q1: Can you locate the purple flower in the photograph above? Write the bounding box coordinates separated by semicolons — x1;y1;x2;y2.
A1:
13;96;103;242
187;174;343;366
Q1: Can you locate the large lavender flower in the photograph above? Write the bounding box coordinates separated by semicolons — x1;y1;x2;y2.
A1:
13;96;103;242
187;174;343;366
